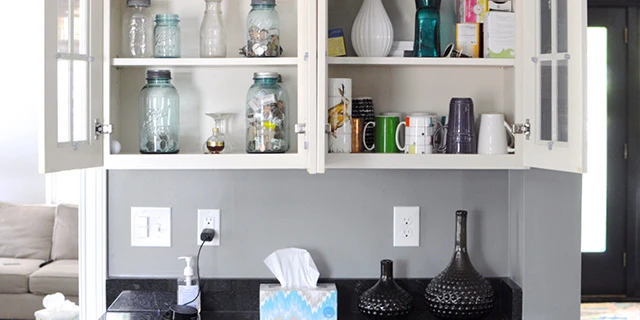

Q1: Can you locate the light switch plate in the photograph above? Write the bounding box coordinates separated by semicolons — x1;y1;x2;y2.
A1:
393;206;420;247
131;207;171;247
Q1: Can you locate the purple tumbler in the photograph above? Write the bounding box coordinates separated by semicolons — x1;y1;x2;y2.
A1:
434;98;477;154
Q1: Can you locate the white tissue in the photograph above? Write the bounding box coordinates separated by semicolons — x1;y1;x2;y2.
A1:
264;248;320;288
35;293;79;320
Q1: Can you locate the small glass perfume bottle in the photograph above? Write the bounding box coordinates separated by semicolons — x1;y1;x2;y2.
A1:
203;113;233;154
205;128;225;154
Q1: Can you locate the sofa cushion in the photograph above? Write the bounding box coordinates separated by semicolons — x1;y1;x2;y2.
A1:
0;258;44;294
29;260;78;296
51;204;78;260
0;202;56;260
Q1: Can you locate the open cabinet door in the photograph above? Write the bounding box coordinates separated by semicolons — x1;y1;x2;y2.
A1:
316;0;328;173
41;0;103;173
521;0;587;173
302;0;319;174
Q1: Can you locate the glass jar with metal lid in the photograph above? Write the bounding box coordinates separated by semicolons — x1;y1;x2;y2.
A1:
246;72;289;153
139;70;180;154
245;0;280;57
121;0;153;58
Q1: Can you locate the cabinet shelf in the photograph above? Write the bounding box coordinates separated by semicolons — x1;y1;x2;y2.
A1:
325;154;526;170
105;153;306;170
327;57;515;67
112;57;300;67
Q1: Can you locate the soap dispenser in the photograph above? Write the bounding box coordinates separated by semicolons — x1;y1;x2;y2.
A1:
178;256;200;312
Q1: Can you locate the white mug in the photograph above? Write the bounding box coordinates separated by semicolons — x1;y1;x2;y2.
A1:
477;113;515;155
328;78;353;153
395;113;439;154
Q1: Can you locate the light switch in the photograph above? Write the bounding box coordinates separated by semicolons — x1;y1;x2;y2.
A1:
136;216;149;238
131;207;171;247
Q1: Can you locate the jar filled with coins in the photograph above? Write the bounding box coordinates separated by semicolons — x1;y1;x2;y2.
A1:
246;72;289;153
244;0;280;57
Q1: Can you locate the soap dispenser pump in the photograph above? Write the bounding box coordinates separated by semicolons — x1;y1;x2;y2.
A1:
178;256;200;312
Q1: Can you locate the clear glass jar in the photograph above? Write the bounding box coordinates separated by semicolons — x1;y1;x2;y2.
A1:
139;70;180;154
200;0;226;57
246;72;289;153
154;14;181;58
245;0;280;57
121;0;153;58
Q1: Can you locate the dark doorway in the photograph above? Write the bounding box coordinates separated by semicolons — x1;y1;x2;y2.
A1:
581;7;629;296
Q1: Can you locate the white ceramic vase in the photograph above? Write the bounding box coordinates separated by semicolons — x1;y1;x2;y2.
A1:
351;0;394;57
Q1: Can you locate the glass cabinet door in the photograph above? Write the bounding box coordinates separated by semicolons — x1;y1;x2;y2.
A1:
523;0;586;173
42;0;103;173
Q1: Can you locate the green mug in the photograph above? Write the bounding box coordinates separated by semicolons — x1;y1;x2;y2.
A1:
363;114;401;153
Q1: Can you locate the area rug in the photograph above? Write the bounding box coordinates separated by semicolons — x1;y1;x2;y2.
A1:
582;303;640;319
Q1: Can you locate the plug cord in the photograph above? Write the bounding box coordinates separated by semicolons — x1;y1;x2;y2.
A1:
183;240;205;307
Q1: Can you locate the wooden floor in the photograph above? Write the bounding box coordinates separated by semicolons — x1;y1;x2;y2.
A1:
581;303;640;319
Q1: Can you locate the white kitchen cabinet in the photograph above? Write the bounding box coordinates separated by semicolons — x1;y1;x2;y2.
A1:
43;0;317;173
317;0;586;173
41;0;586;174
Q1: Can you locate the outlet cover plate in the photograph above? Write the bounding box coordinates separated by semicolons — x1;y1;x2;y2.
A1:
130;207;171;247
197;209;220;246
394;206;420;247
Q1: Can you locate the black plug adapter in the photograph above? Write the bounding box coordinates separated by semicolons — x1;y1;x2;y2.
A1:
200;228;216;242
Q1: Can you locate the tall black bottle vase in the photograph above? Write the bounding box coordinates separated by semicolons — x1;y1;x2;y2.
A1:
425;210;495;319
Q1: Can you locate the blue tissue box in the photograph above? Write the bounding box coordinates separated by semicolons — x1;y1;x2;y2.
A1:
259;283;337;320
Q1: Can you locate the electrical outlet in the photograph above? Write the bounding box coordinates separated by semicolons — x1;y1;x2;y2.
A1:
394;206;420;247
197;209;220;246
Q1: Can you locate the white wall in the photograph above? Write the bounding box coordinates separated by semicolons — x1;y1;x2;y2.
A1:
0;1;45;204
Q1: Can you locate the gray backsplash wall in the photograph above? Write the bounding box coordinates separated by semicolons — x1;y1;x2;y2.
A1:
508;169;582;320
108;170;509;278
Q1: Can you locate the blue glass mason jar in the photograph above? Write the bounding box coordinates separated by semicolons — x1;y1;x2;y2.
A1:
154;14;181;58
413;0;441;57
139;70;180;154
246;72;289;153
245;0;281;57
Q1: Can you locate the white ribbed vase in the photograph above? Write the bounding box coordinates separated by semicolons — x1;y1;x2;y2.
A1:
351;0;394;57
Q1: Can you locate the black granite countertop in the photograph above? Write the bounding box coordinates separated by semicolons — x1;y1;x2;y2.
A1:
101;311;507;320
102;278;522;320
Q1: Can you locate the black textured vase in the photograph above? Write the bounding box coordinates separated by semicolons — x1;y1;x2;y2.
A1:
358;260;415;318
425;210;495;319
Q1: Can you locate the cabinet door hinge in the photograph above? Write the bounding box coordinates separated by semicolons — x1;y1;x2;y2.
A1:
624;143;628;160
625;27;629;44
624;252;627;268
512;119;531;140
94;119;113;140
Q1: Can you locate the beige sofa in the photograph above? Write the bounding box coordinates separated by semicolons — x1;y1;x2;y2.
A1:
0;203;78;319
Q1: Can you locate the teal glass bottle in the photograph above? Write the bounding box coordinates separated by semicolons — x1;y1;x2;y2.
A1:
139;70;180;154
413;0;441;57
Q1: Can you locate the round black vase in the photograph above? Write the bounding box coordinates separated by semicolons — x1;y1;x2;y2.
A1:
425;210;495;319
358;259;415;318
